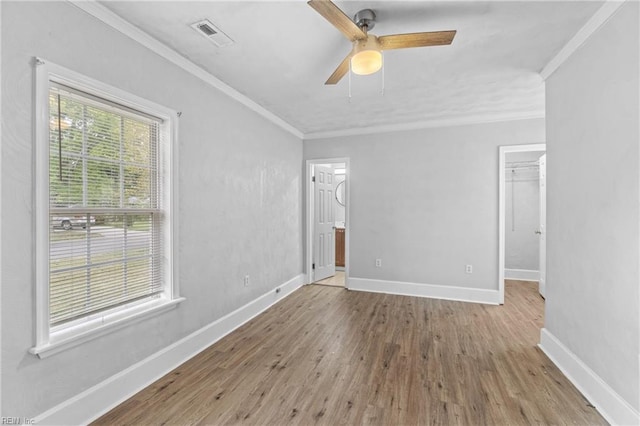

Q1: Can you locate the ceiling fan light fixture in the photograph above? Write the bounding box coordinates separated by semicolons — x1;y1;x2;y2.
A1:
307;0;456;85
350;35;382;76
351;50;382;75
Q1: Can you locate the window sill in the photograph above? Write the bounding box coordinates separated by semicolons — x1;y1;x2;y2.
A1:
29;297;185;359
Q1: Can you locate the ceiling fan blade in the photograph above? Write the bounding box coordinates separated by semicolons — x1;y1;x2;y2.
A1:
308;0;367;41
379;30;456;50
325;51;352;85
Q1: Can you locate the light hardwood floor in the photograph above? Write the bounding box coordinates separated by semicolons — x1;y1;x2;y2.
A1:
313;271;345;287
94;280;605;425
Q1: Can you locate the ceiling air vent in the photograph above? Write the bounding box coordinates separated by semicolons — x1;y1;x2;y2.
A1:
190;19;234;47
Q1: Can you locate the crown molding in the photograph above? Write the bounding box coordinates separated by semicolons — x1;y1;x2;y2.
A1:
68;0;304;139
69;0;552;142
540;1;627;80
303;111;545;141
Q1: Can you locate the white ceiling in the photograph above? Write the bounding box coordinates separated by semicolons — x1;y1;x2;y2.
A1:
100;1;603;136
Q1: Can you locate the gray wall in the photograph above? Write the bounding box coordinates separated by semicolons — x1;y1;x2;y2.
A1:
1;1;302;417
505;151;542;271
545;1;639;411
304;118;545;289
505;177;539;270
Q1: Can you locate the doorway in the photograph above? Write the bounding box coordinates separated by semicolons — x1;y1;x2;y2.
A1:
305;158;350;288
498;144;546;304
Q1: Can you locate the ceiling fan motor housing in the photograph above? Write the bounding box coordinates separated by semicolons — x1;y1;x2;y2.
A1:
354;9;376;31
353;34;381;52
351;35;382;75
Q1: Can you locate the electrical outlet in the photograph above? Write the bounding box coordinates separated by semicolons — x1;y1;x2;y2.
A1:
244;275;250;287
375;259;382;267
465;265;473;274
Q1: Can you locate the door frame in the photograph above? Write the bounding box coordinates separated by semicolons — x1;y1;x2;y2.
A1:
305;158;350;286
498;144;546;304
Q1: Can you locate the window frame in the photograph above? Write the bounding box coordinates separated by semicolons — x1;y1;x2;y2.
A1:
31;58;183;358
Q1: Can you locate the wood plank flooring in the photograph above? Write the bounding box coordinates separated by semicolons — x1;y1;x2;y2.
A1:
93;281;606;425
313;271;345;287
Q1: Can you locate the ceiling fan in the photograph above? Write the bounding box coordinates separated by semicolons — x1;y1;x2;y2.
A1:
307;0;457;85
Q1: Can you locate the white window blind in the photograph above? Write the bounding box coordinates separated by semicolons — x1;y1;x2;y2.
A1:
48;85;163;327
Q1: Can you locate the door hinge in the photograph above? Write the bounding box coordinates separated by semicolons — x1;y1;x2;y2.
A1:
312;263;315;270
312;176;316;182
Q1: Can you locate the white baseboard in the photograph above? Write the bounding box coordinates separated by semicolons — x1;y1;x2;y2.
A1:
34;274;306;426
539;328;639;425
348;277;500;305
504;268;539;281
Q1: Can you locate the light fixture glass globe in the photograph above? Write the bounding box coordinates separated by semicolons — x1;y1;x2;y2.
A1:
350;34;382;76
351;50;382;75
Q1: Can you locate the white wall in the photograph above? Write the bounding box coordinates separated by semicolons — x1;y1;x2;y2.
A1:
1;1;302;418
545;0;639;416
505;152;542;272
304;118;545;293
505;177;539;270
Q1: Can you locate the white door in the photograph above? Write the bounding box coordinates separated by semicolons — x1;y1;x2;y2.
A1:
538;154;547;298
313;166;336;282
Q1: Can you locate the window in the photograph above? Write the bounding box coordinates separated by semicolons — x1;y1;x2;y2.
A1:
32;59;182;358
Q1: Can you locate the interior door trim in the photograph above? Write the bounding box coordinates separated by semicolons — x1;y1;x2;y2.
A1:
498;144;546;304
305;158;350;287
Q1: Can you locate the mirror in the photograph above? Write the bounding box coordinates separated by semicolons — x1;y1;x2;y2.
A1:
336;180;345;206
